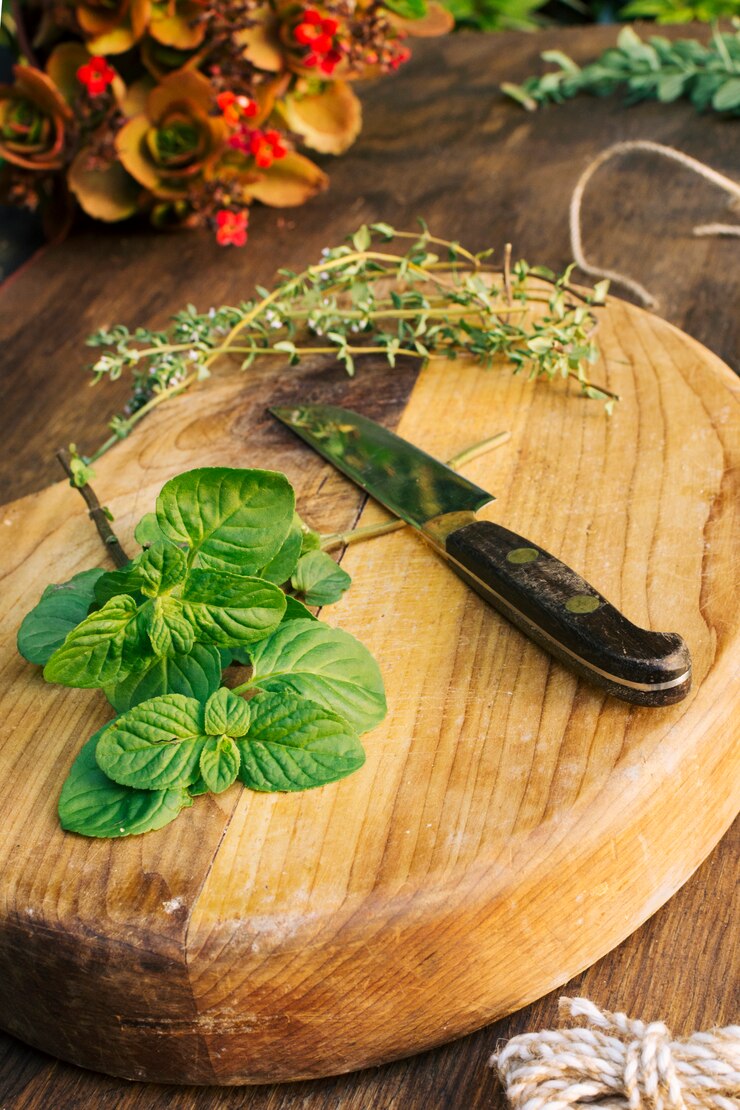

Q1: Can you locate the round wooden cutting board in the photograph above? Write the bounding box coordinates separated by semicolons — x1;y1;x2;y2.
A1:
0;295;737;1085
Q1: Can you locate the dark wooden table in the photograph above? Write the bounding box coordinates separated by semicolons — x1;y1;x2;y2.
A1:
0;24;737;1110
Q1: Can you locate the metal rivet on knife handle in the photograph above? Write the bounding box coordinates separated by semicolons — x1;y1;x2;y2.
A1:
506;547;539;564
565;595;602;614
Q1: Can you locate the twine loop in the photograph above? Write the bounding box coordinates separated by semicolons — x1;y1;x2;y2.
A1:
569;140;740;309
491;997;740;1110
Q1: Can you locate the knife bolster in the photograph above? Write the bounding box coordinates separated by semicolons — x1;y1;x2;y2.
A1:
422;510;479;545
444;519;691;707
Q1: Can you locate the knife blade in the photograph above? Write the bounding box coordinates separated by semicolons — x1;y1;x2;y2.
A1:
270;403;691;707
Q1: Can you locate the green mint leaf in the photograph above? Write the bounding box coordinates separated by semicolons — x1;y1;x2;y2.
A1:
237;691;365;792
291;550;351;606
95;541;187;606
140;596;195;657
219;645;259;667
199;734;240;793
248;619;386;734
180;568;285;646
137;541;188;597
258;514;303;584
134;512;167;548
95;693;207;790
44;594;147;688
156;467;295;575
283;596;318;623
203;687;251;737
94;565;145;606
59;726;192;839
188;773;209;796
105;643;222;712
17;568;105;665
299;525;322;555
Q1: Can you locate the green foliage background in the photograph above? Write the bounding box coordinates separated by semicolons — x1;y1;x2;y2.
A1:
442;0;739;32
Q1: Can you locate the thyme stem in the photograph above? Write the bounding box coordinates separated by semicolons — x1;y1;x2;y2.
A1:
447;430;512;468
85;224;615;464
88;372;199;463
382;229;481;268
212;248;468;361
503;243;513;306
566;369;620;402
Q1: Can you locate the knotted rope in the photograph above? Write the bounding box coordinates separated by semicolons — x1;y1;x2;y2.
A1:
569;140;740;309
490;997;740;1110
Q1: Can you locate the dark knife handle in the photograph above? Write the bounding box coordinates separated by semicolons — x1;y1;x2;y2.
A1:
444;520;691;706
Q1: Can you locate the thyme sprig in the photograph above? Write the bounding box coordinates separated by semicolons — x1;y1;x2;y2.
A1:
84;221;614;466
503;24;740;116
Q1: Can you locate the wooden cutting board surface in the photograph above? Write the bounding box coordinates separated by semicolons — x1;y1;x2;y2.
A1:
0;295;737;1085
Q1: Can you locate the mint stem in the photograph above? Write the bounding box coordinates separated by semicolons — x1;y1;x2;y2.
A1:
56;448;130;569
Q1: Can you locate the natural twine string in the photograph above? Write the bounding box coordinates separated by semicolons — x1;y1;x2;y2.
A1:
490;997;740;1110
569;140;740;309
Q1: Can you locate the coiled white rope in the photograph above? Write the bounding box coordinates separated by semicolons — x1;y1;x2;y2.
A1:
490;997;740;1110
569;140;740;309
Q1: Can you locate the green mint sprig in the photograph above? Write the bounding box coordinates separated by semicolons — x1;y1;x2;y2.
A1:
18;466;380;838
503;25;740;116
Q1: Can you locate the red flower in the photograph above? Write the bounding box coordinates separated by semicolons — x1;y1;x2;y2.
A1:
389;44;411;70
251;128;287;168
228;126;288;168
76;56;116;97
292;8;344;76
216;90;259;127
215;209;249;247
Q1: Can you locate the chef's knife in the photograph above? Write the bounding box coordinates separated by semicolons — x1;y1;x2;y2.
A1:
270;404;691;707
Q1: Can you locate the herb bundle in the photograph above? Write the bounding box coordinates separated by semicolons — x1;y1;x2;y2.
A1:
503;25;740;116
17;466;384;838
77;222;613;475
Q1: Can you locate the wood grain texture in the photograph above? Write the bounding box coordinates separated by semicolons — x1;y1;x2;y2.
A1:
0;23;738;1109
0;292;737;1087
